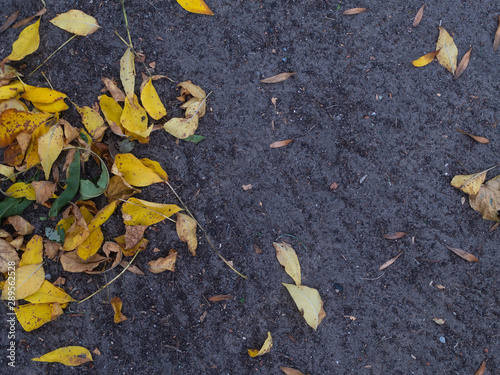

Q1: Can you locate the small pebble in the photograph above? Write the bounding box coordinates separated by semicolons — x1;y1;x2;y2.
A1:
439;336;446;344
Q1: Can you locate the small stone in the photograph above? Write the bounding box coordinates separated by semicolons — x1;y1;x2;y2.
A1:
439;336;446;344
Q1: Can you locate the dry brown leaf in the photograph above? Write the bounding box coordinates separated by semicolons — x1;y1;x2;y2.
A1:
436;284;446;290
0;238;19;273
5;215;34;235
53;277;66;286
146;249;178;273
101;77;126;102
119;260;145;275
0;10;20;34
270;139;293;148
208;294;233;302
124;225;148;250
343;8;367;15
260;72;296;83
31;180;57;204
494;16;500;51
432;317;445;325
92;348;101;356
382;232;407;240
60;251;107;272
475;361;486;375
454;48;472;80
43;240;61;260
413;5;424;27
469;175;500;222
455;128;489;144
254;244;262;254
280;367;307;375
379;251;404;270
446;246;479;262
12;8;47;29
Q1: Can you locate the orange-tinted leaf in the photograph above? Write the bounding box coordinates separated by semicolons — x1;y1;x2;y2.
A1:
0;109;51;148
454;48;472;80
270;139;293;148
248;331;273;357
455;128;489;144
110;296;127;323
379;251;404;270
343;8;367;15
382;232;407;240
413;5;424;27
475;361;486;375
447;246;479;262
260;72;296;83
412;50;440;67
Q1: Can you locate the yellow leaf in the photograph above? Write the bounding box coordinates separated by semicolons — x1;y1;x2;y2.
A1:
110;296;127;323
1;263;45;300
0;81;32;100
139;158;169;180
19;235;43;266
469;175;500;222
163;115;199;139
15;302;63;332
176;0;214;15
99;95;124;134
273;242;301;285
23;279;75;304
0;109;51;148
104;175;141;202
0;164;16;181
76;227;103;261
411;50;440;67
75;104;107;141
282;283;326;330
49;10;100;36
87;201;118;231
21;87;67;104
147;249;178;273
38;123;64;180
32;346;93;366
436;26;458;74
120;94;152;138
247;331;273;357
32;99;69;113
120;48;135;99
114;236;149;257
176;213;197;255
62;205;90;251
0;97;29;112
450;167;494;196
25;120;54;169
112;153;165;187
6;18;40;61
178;80;207;100
140;78;167;120
6;182;36;200
121;198;182;226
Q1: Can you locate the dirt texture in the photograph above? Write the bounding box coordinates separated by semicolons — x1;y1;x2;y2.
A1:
1;0;499;374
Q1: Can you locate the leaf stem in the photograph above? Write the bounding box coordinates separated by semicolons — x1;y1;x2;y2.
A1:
29;34;77;77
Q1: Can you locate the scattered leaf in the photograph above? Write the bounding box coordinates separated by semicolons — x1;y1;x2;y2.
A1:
270;139;293;148
248;331;273;357
208;294;233;302
32;346;93;366
15;302;63;332
475;361;486;375
121;198;182;226
101;77;126;102
23;279;74;304
446;246;479;262
260;72;296;83
183;134;205;144
343;8;367;15
176;213;197;256
436;26;458;74
21;87;67;104
49;10;100;36
1;263;45;300
0;10;20;34
379;251;404;270
6;182;36;200
19;235;43;266
110;296;127;323
274;242;301;286
0;164;16;181
140;78;167;120
469;175;500;222
6;18;41;61
282;283;326;330
112;153;165;187
75;104;106;141
176;0;214;15
280;367;306;375
121;94;152;140
120;48;135;99
494;16;500;51
454;48;472;80
413;5;424;27
48;151;81;217
12;8;47;29
5;215;34;235
454;128;489;144
382;232;407;240
0;238;20;273
38;123;64;180
242;184;252;191
163;115;199;139
60;251;107;272
450;167;494;196
412;50;440;67
146;249;177;273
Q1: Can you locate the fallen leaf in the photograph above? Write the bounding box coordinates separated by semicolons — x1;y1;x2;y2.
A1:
53;277;66;286
432;317;445;325
38;123;64;179
6;18;40;62
436;26;458;74
475;361;486;375
32;346;93;366
280;367;306;375
0;238;20;273
147;249;178;273
121;198;182;226
248;331;273;357
119;259;145;275
140;77;167;120
21;87;67;104
270;139;293;148
120;48;135;99
19;235;43;266
105;175;141;202
43;240;61;260
208;294;233;302
413;5;424;27
260;72;296;83
31;180;57;204
49;10;100;36
48;151;81;217
23;280;74;304
274;242;301;286
62;204;90;251
121;94;152;140
124;225;147;249
343;8;367;15
75;104;106;141
60;251;107;272
101;77;126;102
5;215;34;235
1;263;45;300
379;251;404;270
450;167;495;196
0;164;16;181
163;115;199;139
110;297;127;323
436;284;446;290
12;8;47;29
454;128;489;144
412;50;440;67
283;283;326;330
176;0;214;15
0;10;20;34
76;226;103;261
494;16;500;51
454;48;472;80
112;153;165;187
6;182;36;200
0;109;52;148
92;348;101;356
382;232;407;240
469;175;500;222
176;213;197;256
254;244;262;254
447;246;479;262
15;302;63;332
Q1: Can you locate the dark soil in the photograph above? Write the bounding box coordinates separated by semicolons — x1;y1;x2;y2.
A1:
1;0;499;374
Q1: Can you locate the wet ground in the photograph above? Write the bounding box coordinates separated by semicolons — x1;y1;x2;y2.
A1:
1;0;499;374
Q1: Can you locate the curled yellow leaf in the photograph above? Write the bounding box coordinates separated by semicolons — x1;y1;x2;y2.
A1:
248;331;273;357
32;346;93;366
273;242;301;285
412;50;440;67
176;213;197;256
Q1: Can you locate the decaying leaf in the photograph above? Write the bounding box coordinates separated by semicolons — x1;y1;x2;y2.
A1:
447;246;479;262
455;128;489;144
0;238;20;273
475;361;486;375
32;346;93;366
1;263;45;300
12;8;47;29
432;317;445;325
283;283;326;330
469;175;500;222
176;0;214;15
494;16;500;51
6;18;40;62
176;213;197;256
273;242;301;286
101;77;126;102
0;109;52;148
412;50;440;67
260;72;296;84
280;367;307;375
248;331;273;357
15;302;63;332
208;294;233;302
270;139;293;148
75;104;106;141
146;249;177;273
436;26;458;74
413;5;424;27
60;251;107;272
0;10;20;34
450;167;495;196
124;225;147;250
379;251;404;270
0;164;16;181
382;232;407;240
49;10;100;36
5;215;34;235
31;180;57;204
454;48;472;80
110;296;127;323
343;8;367;15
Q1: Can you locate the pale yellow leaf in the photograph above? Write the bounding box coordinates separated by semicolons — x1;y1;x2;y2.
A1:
23;279;75;304
49;10;100;36
38;123;64;179
163;116;199;140
32;346;93;366
120;48;135;99
450;167;495;196
0;164;16;182
177;80;207;100
1;263;45;300
436;27;458;74
147;249;178;273
469;175;500;222
273;242;301;285
176;0;214;15
379;251;404;270
283;283;326;330
0;98;29;113
15;302;63;332
6;18;40;61
121;198;182;226
140;78;166;120
248;331;273;357
101;77;126;102
176;213;197;256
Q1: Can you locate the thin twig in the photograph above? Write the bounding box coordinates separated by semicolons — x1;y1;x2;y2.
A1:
29;34;77;77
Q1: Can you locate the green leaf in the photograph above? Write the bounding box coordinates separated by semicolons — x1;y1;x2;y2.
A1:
0;197;33;221
45;227;63;242
183;134;206;144
117;138;135;153
48;151;81;217
79;155;109;200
